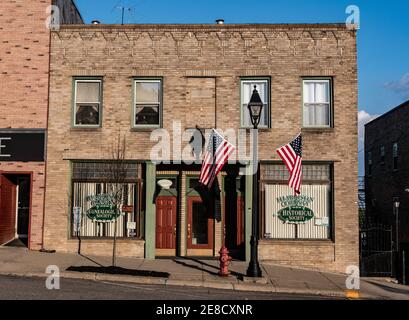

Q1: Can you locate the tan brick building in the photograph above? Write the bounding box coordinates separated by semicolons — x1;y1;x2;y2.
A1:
0;0;82;249
44;22;358;273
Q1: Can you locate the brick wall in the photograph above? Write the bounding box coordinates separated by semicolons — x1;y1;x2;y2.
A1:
365;101;409;244
0;0;82;250
45;24;358;273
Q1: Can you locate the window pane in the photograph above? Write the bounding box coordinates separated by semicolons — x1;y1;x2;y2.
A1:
72;182;142;238
303;81;330;104
315;82;329;103
135;105;159;125
76;82;100;103
303;104;315;126
314;104;329;126
76;104;99;125
192;202;208;245
242;80;268;127
265;183;331;240
135;81;160;103
303;82;315;103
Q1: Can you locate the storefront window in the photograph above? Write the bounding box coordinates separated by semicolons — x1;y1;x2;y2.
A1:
71;162;143;239
262;164;332;240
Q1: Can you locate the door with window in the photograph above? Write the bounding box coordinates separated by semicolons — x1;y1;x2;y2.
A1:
187;196;214;256
16;176;30;244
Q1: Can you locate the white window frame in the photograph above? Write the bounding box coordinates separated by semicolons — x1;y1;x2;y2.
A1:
302;79;332;128
73;79;102;128
240;79;270;129
132;79;162;128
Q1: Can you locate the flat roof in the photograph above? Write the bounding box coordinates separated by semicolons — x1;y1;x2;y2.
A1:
58;23;349;31
365;100;409;127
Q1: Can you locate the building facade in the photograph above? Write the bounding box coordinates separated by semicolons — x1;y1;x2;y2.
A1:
0;0;82;249
44;23;358;273
365;100;409;248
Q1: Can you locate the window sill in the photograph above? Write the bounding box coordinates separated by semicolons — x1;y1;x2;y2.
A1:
302;127;334;133
131;127;161;132
70;127;102;132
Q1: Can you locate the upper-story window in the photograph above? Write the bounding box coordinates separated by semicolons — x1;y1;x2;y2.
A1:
303;79;332;128
393;142;399;170
133;79;162;128
367;151;373;176
241;78;270;128
380;146;385;164
73;78;102;127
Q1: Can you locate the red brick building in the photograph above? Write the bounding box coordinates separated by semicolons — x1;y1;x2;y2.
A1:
0;0;82;249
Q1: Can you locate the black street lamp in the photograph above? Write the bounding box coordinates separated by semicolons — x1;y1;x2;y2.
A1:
246;85;263;278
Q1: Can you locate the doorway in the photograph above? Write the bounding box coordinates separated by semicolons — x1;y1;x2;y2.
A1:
224;174;245;260
186;196;214;256
0;173;31;247
155;175;178;256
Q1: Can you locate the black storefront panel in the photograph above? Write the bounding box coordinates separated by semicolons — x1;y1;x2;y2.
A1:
0;130;46;162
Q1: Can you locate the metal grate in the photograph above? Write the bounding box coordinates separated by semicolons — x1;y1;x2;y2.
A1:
262;164;331;182
72;162;138;182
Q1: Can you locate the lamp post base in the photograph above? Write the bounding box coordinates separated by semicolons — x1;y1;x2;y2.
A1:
246;261;262;278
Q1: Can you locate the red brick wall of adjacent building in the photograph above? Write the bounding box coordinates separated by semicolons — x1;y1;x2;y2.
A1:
0;0;82;249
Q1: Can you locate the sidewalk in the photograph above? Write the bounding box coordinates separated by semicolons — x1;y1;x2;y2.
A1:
1;246;409;300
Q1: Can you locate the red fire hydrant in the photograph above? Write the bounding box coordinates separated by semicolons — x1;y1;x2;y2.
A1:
218;246;232;277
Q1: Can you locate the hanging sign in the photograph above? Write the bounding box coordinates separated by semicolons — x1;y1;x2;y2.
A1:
86;194;120;222
276;195;315;224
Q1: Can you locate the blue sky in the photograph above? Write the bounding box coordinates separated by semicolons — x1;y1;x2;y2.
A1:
75;0;409;174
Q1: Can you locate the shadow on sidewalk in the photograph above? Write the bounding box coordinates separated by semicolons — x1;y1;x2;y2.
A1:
65;266;170;278
173;257;245;280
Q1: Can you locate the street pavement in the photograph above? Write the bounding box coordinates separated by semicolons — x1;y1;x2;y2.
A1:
1;247;409;300
0;275;337;300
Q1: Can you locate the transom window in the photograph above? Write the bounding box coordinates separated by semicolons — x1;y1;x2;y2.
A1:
303;79;332;128
133;79;162;127
73;79;102;127
241;79;270;128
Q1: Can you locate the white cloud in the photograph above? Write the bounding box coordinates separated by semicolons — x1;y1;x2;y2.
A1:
385;72;409;97
358;110;379;176
358;110;379;145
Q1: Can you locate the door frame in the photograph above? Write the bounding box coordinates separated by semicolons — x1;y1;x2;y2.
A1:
155;174;179;257
0;171;33;248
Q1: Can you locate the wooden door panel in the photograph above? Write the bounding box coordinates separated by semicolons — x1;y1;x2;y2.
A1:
156;196;177;250
0;175;17;245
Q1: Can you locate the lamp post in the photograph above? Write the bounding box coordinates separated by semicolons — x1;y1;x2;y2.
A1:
246;85;263;278
393;198;400;254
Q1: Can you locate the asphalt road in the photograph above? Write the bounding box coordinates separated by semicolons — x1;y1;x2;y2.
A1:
0;275;340;300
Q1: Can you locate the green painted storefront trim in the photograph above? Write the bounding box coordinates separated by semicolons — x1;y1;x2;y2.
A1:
245;165;253;262
144;162;157;259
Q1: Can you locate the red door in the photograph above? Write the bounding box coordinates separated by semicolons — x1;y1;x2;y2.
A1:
0;174;17;245
187;196;213;250
156;196;177;250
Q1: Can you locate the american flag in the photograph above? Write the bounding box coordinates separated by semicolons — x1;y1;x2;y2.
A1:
276;134;303;195
199;129;235;188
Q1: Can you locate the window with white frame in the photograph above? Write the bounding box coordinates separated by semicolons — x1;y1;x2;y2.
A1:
74;79;102;127
303;79;332;127
241;79;270;128
133;79;162;127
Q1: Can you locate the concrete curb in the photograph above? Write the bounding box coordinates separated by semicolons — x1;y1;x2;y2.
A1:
0;271;378;299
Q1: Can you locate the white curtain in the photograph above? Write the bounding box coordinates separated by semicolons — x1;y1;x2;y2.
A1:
303;81;330;126
265;184;330;239
76;82;100;103
135;81;160;103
